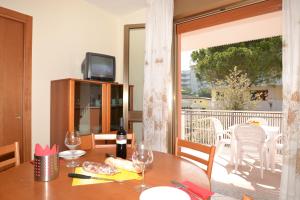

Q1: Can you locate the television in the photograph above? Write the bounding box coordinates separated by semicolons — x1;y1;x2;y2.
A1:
81;52;116;82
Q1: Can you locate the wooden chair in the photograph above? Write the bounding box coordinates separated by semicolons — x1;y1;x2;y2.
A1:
0;142;20;171
92;133;135;148
79;134;94;150
176;138;216;179
242;194;253;200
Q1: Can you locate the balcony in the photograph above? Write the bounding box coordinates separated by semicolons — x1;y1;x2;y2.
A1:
181;109;282;199
181;109;282;145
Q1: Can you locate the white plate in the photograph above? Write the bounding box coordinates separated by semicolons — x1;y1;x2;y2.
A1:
140;186;191;200
58;150;86;160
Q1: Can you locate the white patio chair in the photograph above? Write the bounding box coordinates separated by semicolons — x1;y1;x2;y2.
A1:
273;134;286;152
269;133;287;171
194;117;231;154
191;117;231;156
246;117;268;125
234;124;268;179
201;117;231;155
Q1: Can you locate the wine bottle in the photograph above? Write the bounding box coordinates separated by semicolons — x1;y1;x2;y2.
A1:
116;117;127;159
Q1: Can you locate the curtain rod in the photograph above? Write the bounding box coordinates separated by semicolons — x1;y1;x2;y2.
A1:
175;0;268;25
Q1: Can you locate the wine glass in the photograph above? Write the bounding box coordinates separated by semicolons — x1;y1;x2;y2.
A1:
64;131;81;167
132;141;154;190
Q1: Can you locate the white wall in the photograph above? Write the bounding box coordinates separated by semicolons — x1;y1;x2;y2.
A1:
0;0;119;154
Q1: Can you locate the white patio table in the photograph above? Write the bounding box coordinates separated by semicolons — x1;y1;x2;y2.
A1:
228;124;280;172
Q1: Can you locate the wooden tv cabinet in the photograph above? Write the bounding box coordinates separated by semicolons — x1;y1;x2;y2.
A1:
50;78;133;150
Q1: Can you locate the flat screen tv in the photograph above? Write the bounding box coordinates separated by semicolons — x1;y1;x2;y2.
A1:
81;52;116;82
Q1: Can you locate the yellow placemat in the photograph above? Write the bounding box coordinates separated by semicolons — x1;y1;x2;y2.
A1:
72;167;142;186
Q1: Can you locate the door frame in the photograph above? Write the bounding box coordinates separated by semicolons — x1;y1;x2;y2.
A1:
173;0;282;141
0;7;32;161
123;24;145;130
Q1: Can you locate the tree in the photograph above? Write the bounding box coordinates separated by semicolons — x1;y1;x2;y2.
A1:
181;87;192;95
214;66;260;110
191;36;282;86
197;88;211;98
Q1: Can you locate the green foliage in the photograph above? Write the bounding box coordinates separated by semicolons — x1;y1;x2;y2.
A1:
197;88;211;98
214;67;260;110
191;36;282;86
181;87;192;95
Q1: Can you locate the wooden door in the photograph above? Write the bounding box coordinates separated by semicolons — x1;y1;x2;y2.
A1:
0;7;32;162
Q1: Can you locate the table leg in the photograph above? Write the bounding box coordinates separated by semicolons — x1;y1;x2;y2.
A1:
268;140;276;172
270;145;276;173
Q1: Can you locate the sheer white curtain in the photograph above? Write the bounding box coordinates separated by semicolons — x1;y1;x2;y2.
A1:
280;0;300;199
143;0;174;152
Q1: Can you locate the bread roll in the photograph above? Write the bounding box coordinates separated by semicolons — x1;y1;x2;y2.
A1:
104;157;141;173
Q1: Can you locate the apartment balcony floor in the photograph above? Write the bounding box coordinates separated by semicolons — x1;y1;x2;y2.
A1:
211;147;282;200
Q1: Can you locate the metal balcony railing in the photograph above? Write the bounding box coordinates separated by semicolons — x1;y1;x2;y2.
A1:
181;109;283;145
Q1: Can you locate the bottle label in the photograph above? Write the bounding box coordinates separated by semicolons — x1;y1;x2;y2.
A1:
116;135;127;145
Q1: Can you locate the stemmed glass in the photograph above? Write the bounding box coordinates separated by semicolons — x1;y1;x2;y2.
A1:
132;141;153;190
64;131;81;167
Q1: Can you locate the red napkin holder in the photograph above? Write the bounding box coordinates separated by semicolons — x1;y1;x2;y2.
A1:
34;144;59;182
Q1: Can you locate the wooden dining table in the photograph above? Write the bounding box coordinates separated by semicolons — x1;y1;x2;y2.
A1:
0;148;210;200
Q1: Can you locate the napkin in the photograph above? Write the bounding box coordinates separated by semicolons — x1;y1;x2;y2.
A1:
72;167;142;186
248;120;261;125
35;144;58;156
182;181;214;200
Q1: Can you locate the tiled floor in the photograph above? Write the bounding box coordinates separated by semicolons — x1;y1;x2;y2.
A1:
211;147;282;200
211;193;238;200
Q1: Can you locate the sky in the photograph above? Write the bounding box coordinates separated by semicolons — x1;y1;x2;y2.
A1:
181;50;195;71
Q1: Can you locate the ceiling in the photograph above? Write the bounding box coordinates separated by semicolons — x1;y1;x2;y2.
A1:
174;0;243;19
85;0;243;17
86;0;147;16
181;11;282;51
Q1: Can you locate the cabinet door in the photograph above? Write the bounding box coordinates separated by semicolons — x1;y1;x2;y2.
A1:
110;84;123;131
74;81;103;135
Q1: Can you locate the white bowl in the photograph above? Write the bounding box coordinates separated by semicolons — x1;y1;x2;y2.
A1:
58;150;86;160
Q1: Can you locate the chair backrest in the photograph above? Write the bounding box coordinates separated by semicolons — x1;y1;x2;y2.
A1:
93;133;135;148
274;134;287;151
176;138;216;179
195;117;224;145
198;117;224;133
0;142;20;171
246;117;268;125
209;117;224;135
79;134;94;150
234;124;266;145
